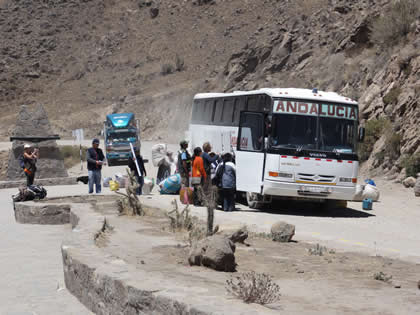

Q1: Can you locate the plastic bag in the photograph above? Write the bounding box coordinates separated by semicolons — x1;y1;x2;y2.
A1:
103;177;112;187
362;184;380;201
142;177;154;195
353;184;365;201
109;180;120;191
152;143;167;167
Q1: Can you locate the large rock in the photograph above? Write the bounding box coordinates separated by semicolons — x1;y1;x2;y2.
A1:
402;177;416;188
7;104;68;181
271;221;295;242
415;178;420;197
188;235;236;272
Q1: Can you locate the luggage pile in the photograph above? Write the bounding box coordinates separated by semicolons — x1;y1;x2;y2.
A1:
12;185;47;202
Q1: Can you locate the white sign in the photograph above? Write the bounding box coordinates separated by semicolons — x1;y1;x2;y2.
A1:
72;128;84;143
273;101;358;120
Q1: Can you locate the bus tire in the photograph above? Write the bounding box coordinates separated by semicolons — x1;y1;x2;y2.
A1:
107;160;113;167
246;192;263;209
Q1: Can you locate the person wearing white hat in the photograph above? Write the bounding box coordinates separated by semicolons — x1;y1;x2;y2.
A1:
21;144;38;186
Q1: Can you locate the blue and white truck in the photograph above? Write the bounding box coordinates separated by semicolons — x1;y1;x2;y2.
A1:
104;113;140;166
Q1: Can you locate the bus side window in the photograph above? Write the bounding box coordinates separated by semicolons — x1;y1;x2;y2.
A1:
192;100;202;123
213;99;223;123
233;97;246;124
222;98;234;125
204;99;214;123
247;96;258;111
238;112;264;152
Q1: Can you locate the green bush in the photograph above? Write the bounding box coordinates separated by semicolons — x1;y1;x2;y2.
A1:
370;0;419;47
59;145;88;169
401;153;420;178
383;87;402;105
358;118;390;161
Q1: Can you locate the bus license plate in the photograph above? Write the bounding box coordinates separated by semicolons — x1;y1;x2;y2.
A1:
303;186;330;194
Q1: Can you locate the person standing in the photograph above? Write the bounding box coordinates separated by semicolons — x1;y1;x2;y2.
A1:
21;144;38;186
128;151;147;195
216;153;236;212
191;147;206;206
87;138;105;194
202;142;219;195
177;140;191;187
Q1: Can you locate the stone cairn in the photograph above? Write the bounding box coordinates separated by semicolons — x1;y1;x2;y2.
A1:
7;104;68;181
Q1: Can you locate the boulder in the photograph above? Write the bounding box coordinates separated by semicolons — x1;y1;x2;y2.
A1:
188;235;236;272
414;178;420;197
402;177;416;188
271;221;295;242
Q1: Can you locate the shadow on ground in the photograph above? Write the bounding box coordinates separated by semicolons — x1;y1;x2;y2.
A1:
235;199;375;218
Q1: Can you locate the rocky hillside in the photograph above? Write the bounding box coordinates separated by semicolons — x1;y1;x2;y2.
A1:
0;0;419;175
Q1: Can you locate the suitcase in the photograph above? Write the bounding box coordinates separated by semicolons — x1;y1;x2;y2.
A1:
179;187;193;205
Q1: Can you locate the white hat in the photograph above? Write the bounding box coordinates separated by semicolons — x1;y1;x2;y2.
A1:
24;144;32;149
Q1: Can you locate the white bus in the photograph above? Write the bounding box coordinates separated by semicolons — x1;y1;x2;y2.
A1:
187;88;364;208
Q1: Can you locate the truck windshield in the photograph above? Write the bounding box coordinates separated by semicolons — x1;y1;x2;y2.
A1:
270;114;357;153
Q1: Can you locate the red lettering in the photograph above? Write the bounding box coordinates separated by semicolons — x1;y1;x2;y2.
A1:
320;105;327;116
327;105;336;117
230;136;237;146
337;106;344;117
298;103;308;113
309;103;318;115
349;107;357;120
287;101;297;113
275;101;285;112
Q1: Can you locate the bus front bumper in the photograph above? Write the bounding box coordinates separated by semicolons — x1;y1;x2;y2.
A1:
263;179;356;201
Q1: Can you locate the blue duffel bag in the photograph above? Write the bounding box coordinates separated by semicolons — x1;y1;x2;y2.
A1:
159;173;181;195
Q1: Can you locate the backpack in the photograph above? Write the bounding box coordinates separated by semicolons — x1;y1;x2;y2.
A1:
212;163;225;187
27;185;47;200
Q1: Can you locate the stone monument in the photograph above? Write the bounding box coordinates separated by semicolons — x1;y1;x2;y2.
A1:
7;104;68;181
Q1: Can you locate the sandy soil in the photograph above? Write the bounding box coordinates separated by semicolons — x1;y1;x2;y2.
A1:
81;196;420;315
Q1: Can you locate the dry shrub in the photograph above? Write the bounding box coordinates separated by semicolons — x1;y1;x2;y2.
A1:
226;271;281;305
370;0;419;47
175;54;185;72
161;63;174;75
167;199;194;232
374;271;392;283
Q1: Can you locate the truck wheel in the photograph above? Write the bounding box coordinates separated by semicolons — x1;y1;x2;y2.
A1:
246;192;264;209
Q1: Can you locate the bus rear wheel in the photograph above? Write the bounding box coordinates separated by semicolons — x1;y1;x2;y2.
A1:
246;192;264;209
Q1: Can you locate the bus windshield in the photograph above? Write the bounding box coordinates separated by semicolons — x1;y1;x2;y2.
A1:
270;114;357;154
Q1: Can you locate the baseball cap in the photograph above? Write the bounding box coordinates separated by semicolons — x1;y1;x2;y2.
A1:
24;144;32;149
92;138;100;144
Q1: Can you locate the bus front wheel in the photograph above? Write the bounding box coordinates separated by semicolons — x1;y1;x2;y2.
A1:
246;192;264;209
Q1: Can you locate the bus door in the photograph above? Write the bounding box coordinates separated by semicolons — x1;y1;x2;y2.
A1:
236;112;265;193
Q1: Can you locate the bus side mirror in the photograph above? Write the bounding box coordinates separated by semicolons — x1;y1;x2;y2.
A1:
358;127;365;142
